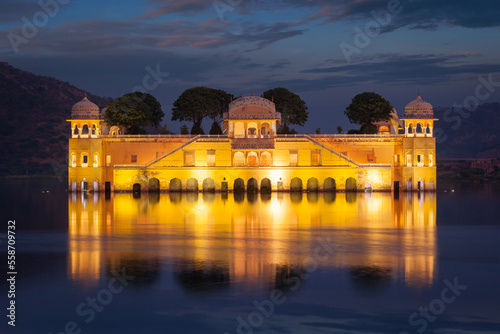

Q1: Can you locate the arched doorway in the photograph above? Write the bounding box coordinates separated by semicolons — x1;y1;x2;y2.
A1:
247;152;258;167
234;178;245;192
261;178;271;193
307;177;319;192
324;177;336;192
148;178;160;192
186;178;199;192
247;178;258;192
133;183;141;193
346;177;357;192
170;178;182;192
290;178;303;192
203;178;215;193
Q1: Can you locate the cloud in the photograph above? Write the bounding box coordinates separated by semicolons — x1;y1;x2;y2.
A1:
258;53;500;93
1;16;304;55
139;0;215;19
152;0;500;32
284;0;500;31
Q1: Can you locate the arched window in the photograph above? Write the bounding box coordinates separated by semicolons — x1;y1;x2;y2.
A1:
416;123;423;134
247;122;258;138
261;122;271;138
92;124;97;135
260;151;272;167
81;153;88;167
233;152;245;167
247;152;258;167
82;124;89;135
234;122;245;138
73;125;79;137
407;123;413;134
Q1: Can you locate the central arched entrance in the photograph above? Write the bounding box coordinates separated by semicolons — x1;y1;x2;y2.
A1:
234;178;244;192
186;178;199;192
307;177;319;192
247;178;258;192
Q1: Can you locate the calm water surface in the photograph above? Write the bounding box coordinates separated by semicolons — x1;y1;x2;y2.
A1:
1;179;499;334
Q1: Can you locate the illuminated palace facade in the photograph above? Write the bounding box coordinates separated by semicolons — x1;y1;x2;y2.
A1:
68;93;437;193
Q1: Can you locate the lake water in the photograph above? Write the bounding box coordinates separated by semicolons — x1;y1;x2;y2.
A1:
1;179;499;334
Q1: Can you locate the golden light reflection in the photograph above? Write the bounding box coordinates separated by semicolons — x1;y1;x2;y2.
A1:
68;191;436;291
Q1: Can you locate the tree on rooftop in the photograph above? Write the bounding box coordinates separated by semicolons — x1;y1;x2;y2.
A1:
104;92;164;134
171;87;233;135
262;87;308;133
344;92;393;134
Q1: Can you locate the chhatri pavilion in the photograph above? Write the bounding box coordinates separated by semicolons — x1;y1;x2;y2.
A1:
67;93;437;192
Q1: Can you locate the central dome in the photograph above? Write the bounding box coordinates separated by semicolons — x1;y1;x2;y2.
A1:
404;93;434;119
228;96;278;120
71;95;100;119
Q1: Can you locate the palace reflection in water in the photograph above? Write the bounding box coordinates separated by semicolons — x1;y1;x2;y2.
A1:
68;191;436;293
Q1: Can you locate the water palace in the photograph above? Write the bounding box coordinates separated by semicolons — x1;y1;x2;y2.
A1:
68;93;437;193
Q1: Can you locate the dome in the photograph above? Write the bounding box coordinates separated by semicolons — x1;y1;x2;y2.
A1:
71;95;100;119
227;96;279;120
404;93;434;119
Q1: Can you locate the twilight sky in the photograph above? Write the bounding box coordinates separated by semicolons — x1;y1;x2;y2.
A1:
1;0;500;133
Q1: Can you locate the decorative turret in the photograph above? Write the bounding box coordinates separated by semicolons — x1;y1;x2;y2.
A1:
403;93;437;137
404;92;434;119
71;94;100;119
68;94;102;138
223;96;281;138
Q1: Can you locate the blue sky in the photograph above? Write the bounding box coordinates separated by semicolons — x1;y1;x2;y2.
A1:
1;0;500;133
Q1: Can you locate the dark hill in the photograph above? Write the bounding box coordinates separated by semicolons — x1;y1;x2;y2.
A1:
0;62;112;176
434;103;500;159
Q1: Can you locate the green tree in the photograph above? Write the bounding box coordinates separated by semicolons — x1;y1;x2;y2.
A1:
171;87;233;135
262;87;308;130
209;122;223;135
104;92;164;134
315;128;321;134
160;124;174;134
344;92;393;134
180;124;189;135
337;126;343;134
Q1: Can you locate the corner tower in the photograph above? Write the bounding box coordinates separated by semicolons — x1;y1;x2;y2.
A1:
68;95;103;192
402;93;438;191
